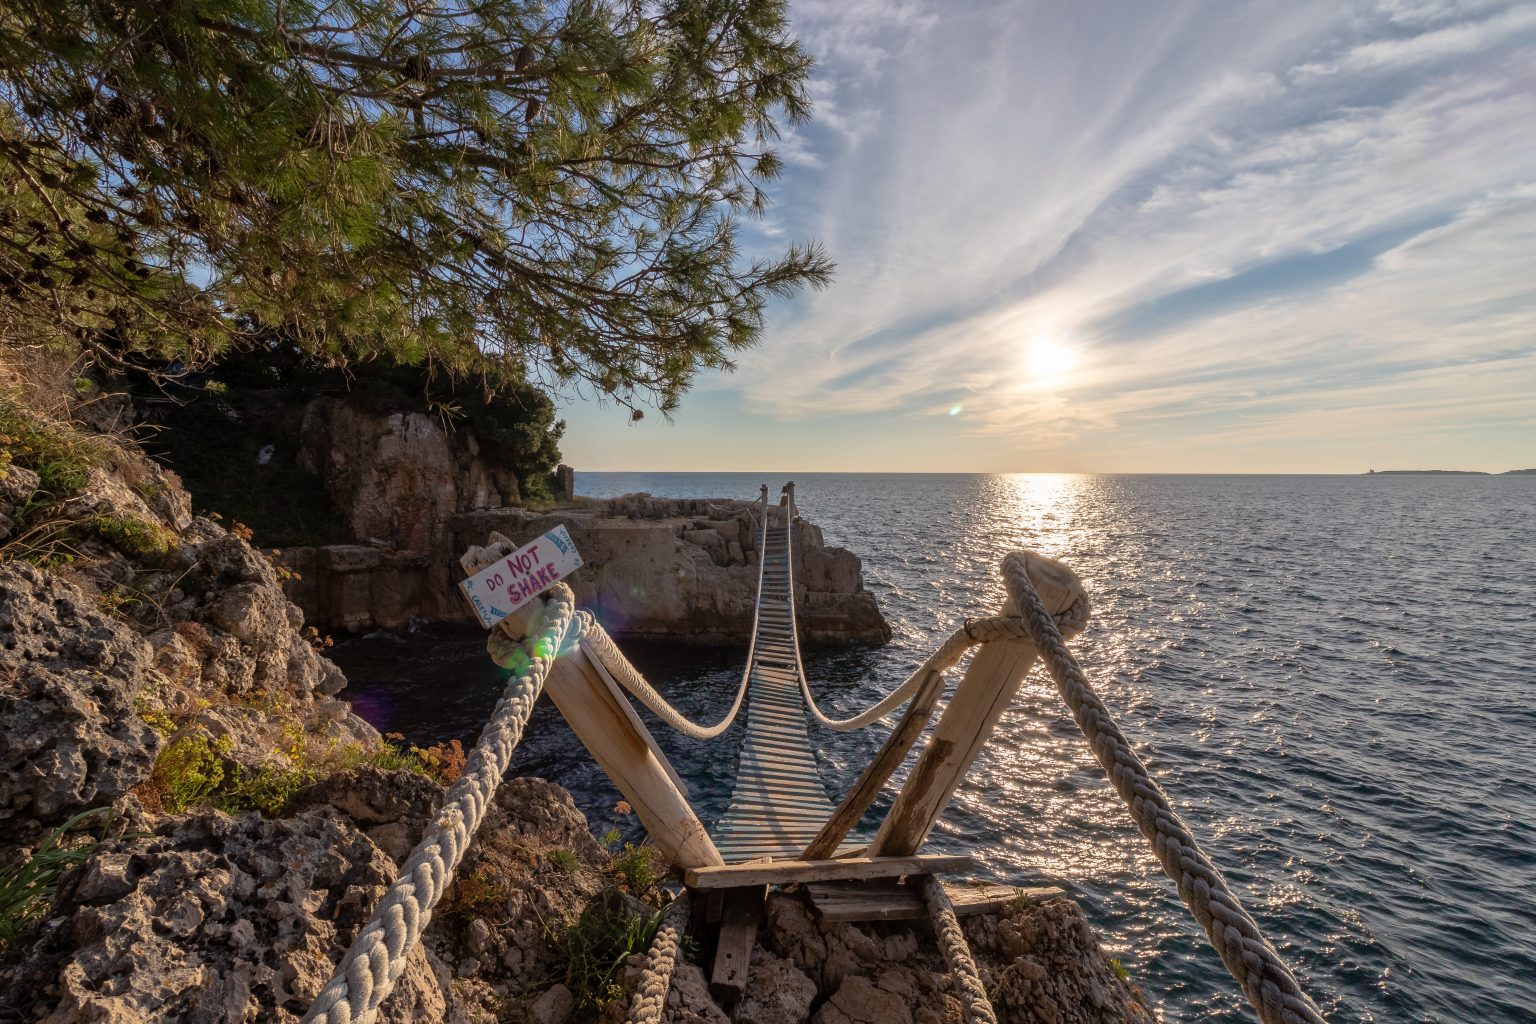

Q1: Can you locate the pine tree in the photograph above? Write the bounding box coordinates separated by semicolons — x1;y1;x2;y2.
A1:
0;0;831;411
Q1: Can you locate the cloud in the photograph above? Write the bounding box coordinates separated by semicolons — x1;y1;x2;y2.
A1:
713;0;1536;469
1290;2;1536;79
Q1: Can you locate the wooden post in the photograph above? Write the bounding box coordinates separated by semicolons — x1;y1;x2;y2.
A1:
583;646;690;798
870;552;1084;857
463;537;724;872
544;646;723;868
709;886;765;1004
801;667;945;860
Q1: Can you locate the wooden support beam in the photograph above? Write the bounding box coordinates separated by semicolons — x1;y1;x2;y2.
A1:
583;644;690;797
542;645;723;870
871;552;1085;858
684;853;975;890
709;886;764;1005
804;881;1066;924
462;536;723;872
801;667;945;860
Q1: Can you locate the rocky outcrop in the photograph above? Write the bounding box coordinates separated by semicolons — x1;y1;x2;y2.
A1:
0;409;373;849
295;398;520;555
0;563;162;843
281;495;891;646
449;498;890;645
0;770;610;1024
192;390;889;646
602;889;1154;1024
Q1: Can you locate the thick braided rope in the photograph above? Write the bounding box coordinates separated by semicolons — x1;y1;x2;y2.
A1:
302;588;579;1024
623;895;691;1024
1000;554;1328;1024
793;603;1090;732
583;623;752;740
920;875;999;1024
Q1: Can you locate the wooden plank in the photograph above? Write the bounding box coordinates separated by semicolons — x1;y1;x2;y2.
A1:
709;886;763;1004
801;667;945;860
684;853;975;890
804;881;1066;923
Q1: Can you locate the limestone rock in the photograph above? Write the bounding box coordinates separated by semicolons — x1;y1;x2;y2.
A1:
734;950;817;1024
447;499;891;646
299;401;462;555
0;463;41;507
812;975;913;1024
0;563;161;844
530;983;575;1024
0;809;458;1023
963;897;1156;1024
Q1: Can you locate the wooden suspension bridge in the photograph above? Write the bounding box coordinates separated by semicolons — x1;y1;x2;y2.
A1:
711;492;839;863
303;482;1332;1024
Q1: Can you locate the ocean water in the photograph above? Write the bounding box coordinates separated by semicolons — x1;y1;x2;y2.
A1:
332;473;1536;1023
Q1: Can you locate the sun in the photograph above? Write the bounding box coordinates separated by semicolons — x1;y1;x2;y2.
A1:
1025;335;1079;383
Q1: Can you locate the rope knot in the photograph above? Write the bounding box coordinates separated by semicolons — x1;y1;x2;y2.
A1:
999;551;1091;641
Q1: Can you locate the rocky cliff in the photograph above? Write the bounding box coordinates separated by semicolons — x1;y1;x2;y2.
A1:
148;384;890;646
280;493;890;646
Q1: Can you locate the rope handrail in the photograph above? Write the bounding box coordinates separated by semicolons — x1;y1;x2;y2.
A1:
1000;553;1328;1024
582;490;769;741
780;489;1088;732
303;586;580;1024
921;875;999;1024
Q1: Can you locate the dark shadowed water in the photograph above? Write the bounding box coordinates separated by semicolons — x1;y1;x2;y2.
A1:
333;473;1536;1023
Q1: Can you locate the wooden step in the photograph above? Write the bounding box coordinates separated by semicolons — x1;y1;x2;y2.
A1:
802;882;1065;923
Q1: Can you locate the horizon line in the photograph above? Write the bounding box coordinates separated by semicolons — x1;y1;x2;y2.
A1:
572;468;1536;477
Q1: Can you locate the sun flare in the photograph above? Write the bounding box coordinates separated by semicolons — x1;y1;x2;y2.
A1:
1025;335;1079;384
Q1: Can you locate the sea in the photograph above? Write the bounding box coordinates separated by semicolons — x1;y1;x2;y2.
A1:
331;472;1536;1023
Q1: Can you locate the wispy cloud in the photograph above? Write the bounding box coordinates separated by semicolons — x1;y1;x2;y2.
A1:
724;0;1536;465
563;0;1536;472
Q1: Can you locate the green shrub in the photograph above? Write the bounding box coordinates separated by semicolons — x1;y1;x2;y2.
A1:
217;762;316;817
134;701;177;737
609;841;660;898
149;734;227;813
83;512;174;559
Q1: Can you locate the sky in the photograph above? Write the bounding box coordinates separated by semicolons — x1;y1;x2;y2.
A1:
560;0;1536;474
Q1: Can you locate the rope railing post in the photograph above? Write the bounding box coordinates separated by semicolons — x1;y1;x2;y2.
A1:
1000;552;1328;1024
920;875;999;1024
303;586;580;1024
623;895;692;1024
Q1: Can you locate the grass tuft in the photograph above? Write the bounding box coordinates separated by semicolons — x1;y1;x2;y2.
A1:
0;396;105;496
557;890;662;1013
0;808;112;951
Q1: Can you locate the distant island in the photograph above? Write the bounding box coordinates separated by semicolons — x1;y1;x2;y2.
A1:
1365;469;1536;475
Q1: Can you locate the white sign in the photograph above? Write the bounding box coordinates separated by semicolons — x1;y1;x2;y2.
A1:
459;526;584;629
